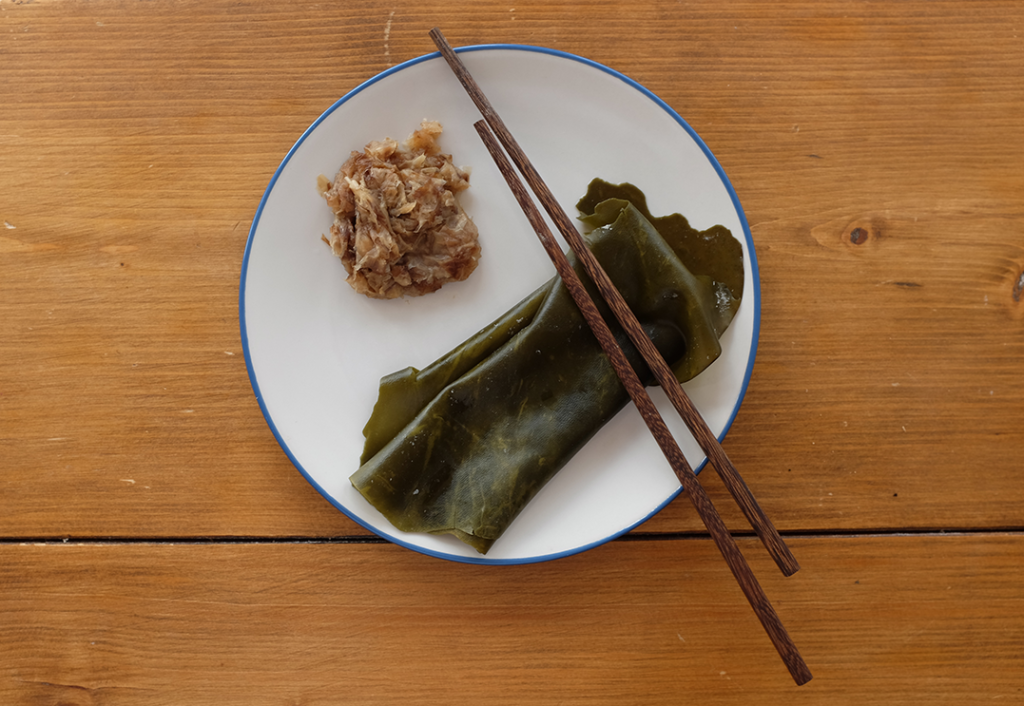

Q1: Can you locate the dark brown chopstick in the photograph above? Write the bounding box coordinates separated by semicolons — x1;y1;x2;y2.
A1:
473;118;811;687
428;29;799;581
430;28;810;685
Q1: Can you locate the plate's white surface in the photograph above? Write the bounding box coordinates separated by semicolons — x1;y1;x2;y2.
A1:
240;45;760;565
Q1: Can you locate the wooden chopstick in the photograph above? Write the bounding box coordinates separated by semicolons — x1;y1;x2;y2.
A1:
428;29;799;581
430;29;811;686
473;118;811;687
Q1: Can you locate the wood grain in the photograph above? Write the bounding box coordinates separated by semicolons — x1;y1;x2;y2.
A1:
1;2;1023;698
2;0;1022;538
1;535;1021;704
2;0;1021;540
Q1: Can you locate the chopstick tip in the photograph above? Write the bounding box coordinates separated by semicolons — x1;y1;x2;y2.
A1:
429;27;447;48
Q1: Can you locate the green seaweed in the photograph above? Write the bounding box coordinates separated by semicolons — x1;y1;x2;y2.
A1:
351;180;744;553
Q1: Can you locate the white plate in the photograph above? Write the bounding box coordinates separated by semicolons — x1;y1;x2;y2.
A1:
240;45;760;565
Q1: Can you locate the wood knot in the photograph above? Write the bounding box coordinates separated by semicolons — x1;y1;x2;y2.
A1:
850;227;869;245
1014;271;1024;303
845;219;882;247
810;214;884;251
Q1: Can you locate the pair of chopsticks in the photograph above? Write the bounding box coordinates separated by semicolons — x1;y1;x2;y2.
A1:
429;29;811;685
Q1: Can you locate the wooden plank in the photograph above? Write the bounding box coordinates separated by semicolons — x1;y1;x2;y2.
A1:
1;0;1022;538
1;534;1021;704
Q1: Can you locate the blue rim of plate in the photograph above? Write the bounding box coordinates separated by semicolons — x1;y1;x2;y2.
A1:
239;44;761;565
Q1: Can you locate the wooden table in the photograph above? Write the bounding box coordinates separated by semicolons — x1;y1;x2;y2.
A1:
3;1;1022;702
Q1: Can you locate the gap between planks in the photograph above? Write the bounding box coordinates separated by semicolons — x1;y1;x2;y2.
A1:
0;528;1021;546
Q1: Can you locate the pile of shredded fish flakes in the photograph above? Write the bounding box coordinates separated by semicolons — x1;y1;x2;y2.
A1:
318;120;481;299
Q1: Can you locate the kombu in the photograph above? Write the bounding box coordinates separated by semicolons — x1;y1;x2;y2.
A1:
350;180;744;553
